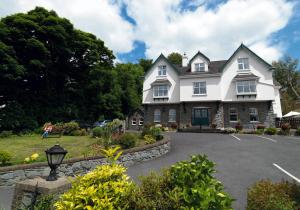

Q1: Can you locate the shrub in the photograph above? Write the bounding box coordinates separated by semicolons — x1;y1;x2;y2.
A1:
280;123;291;135
0;130;13;138
223;128;235;134
71;128;87;136
170;123;178;130
235;123;243;131
52;123;64;134
255;129;264;135
129;155;233;210
0;151;12;166
265;127;277;135
144;135;155;144
92;127;106;138
247;180;300;210
33;194;56;210
55;164;133;209
296;128;300;136
62;121;80;135
150;127;163;141
118;133;137;149
256;124;266;130
141;125;151;137
128;170;173;209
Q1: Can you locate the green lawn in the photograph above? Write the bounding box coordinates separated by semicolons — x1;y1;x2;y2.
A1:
0;134;99;165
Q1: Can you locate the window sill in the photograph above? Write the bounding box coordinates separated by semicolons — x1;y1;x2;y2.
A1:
131;124;137;126
236;93;256;96
153;96;169;99
237;69;250;72
156;75;167;78
229;121;238;123
250;121;259;123
168;120;176;123
193;94;207;96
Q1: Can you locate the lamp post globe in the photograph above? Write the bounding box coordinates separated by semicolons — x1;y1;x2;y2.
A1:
45;144;68;181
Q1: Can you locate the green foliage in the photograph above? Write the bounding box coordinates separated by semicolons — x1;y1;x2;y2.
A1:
0;7;143;132
0;130;13;138
62;121;80;135
118;133;137;149
296;128;300;136
273;56;300;113
223;128;236;134
55;164;132;209
247;180;300;210
144;135;156;144
264;127;277;135
31;194;56;210
128;170;173;209
168;155;233;209
167;52;183;65
92;127;105;138
150;127;163;141
100;146;122;164
255;129;264;135
280;123;291;135
129;155;233;210
0;150;12;165
138;58;153;72
70;128;87;136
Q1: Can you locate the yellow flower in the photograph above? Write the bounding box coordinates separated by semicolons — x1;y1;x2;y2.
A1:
31;153;39;160
24;157;30;163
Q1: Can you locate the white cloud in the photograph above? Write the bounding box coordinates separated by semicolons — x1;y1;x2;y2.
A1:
0;0;295;62
125;0;294;62
0;0;135;54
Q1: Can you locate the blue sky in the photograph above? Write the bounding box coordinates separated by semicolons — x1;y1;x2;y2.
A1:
1;0;299;64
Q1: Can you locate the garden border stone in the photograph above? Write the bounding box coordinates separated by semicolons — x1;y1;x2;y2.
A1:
0;136;171;186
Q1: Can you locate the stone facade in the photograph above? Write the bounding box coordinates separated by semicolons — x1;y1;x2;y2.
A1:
144;101;275;129
223;101;272;128
0;139;170;187
127;108;144;130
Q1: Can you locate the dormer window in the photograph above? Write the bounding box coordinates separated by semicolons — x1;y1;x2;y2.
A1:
158;65;167;76
195;63;205;72
238;58;249;70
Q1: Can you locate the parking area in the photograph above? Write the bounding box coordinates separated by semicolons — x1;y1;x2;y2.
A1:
127;133;300;210
1;133;300;210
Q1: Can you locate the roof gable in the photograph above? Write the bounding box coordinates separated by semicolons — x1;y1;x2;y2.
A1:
189;51;210;65
221;43;272;72
145;54;181;76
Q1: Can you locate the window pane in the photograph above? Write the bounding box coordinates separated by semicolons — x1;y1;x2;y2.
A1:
169;109;176;122
154;109;161;122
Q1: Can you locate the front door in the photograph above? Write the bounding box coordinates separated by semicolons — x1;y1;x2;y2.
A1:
192;108;209;126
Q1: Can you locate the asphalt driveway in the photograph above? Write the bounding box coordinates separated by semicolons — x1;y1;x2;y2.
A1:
127;133;300;210
1;133;300;210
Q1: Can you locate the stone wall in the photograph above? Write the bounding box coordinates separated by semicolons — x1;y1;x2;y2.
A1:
0;138;170;187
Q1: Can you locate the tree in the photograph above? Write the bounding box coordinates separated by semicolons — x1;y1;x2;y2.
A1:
273;56;300;98
273;56;300;114
138;58;152;72
167;52;182;66
115;63;144;115
0;7;118;131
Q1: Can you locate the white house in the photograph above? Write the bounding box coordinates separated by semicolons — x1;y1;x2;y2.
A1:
142;44;282;129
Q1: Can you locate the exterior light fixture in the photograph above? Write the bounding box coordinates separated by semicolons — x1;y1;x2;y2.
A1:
45;144;68;181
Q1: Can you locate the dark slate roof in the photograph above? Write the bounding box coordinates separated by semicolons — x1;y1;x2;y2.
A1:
177;60;227;75
233;73;259;80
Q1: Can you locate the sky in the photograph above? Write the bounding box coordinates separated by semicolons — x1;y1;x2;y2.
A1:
0;0;299;64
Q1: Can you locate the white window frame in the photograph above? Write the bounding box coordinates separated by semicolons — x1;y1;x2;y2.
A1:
193;82;207;95
139;118;143;126
168;109;176;122
195;63;205;72
131;118;137;125
229;108;238;122
238;58;250;70
154;109;161;123
249;108;259;122
158;65;167;76
236;80;256;95
153;85;168;98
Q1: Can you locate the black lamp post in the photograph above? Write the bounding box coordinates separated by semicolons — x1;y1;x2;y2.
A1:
45;144;68;181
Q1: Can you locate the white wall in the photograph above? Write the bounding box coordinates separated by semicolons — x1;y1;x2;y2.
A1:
180;77;221;101
190;55;209;72
273;87;283;117
220;48;276;101
142;58;180;104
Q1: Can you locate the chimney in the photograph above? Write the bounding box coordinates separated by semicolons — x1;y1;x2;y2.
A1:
182;52;188;67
